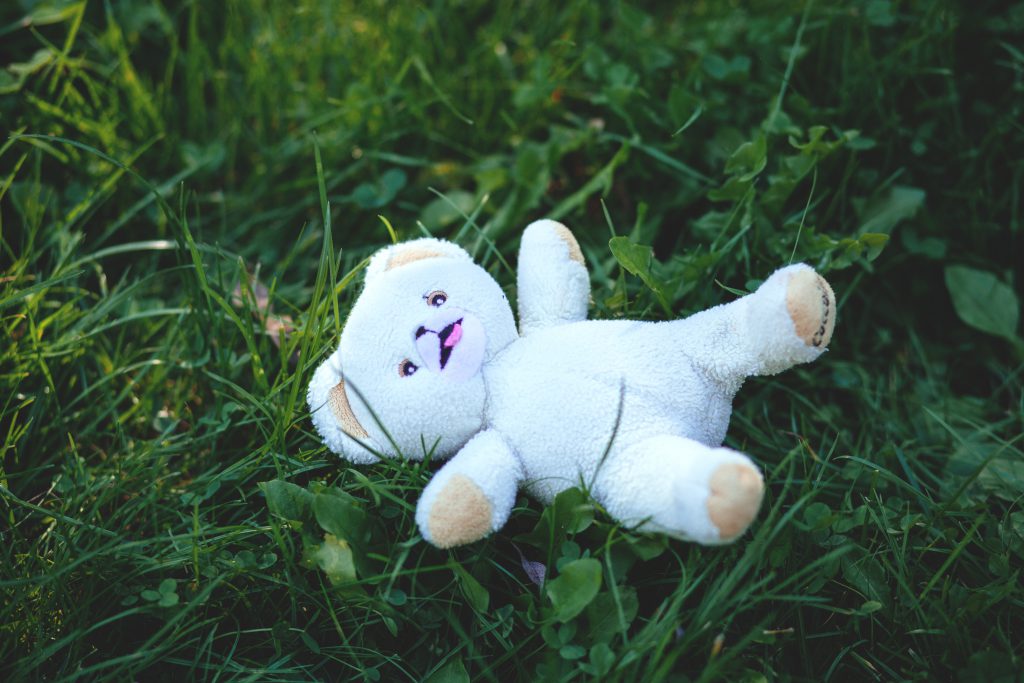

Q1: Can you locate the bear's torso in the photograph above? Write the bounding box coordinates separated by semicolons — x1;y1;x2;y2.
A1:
482;319;741;503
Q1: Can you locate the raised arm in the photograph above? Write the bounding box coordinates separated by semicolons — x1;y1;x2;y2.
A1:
516;220;591;336
415;430;523;548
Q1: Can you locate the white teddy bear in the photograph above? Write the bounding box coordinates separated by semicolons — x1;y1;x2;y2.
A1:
308;220;835;548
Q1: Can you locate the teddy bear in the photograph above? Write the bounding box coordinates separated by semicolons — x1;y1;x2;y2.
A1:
307;220;835;548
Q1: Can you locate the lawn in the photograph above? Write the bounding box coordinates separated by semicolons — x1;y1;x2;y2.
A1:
2;1;1022;681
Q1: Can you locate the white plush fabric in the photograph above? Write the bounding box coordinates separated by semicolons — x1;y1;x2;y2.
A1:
414;430;523;546
307;347;380;464
516;219;590;335
308;220;835;546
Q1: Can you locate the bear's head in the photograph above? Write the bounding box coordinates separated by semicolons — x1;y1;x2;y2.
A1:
308;238;517;464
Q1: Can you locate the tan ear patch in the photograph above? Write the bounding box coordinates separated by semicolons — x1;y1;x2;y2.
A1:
785;270;836;348
551;223;585;265
386;248;447;271
707;463;764;541
328;380;369;439
428;474;493;548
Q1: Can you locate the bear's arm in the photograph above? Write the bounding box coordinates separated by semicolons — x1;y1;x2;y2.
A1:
415;430;523;548
516;220;590;336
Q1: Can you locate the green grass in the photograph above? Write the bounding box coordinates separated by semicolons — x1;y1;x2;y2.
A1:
2;0;1023;680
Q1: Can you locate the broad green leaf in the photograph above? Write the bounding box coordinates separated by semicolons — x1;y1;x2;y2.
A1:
0;70;17;92
803;502;833;530
386;588;407;606
858;186;925;234
158;592;179;608
540;624;562;649
260;480;314;525
840;553;888;605
313;488;366;541
452;563;490;612
900;228;947;259
789;126;848;158
859;232;889;261
945;436;1024;502
546;558;602;623
944;266;1020;342
559;644;586;660
17;2;81;28
350;168;407;209
624;534;667;561
424;657;470;683
860;600;883;614
761;108;801;136
761;152;817;211
780;151;817;177
707;175;752;202
608;236;672;311
300;631;320;654
609;237;652;278
520;487;594;550
845;131;877;150
725;135;767;181
958;650;1018;683
865;0;896;26
702;53;751;81
419;191;477;229
736;671;770;683
691;209;735;241
0;49;53;94
586;643;615;676
586;587;638;643
310;533;358;586
472;155;509;194
832;505;868;533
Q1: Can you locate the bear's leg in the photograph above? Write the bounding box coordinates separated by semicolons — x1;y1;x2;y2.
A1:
679;263;836;383
746;263;836;374
590;435;764;544
415;430;523;548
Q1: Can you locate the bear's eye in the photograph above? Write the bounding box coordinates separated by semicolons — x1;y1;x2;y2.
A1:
398;359;418;377
426;290;447;307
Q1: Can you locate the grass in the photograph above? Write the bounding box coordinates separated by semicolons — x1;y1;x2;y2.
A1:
2;0;1022;680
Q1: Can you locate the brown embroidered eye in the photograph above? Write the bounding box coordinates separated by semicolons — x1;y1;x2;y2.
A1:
399;359;418;377
426;290;447;307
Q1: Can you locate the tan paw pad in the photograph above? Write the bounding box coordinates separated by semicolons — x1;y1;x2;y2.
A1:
428;474;493;548
707;464;765;541
551;223;585;265
785;270;836;348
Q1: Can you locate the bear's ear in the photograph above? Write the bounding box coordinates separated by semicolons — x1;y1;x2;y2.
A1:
308;354;382;465
327;378;369;440
364;237;472;288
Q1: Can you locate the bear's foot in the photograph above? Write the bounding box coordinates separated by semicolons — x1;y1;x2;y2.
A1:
415;430;522;549
592;435;765;545
785;268;836;349
424;474;494;549
706;463;765;542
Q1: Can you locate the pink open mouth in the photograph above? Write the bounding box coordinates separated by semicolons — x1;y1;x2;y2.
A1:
413;309;485;381
438;319;463;369
442;320;462;348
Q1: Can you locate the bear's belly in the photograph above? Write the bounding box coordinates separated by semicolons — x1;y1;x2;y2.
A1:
483;320;738;503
